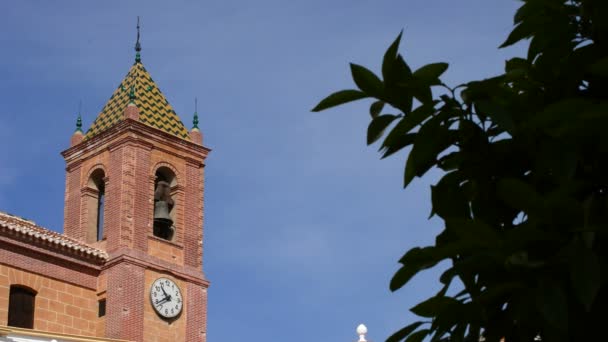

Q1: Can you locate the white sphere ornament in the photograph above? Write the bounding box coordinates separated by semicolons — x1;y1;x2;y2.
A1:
357;324;368;342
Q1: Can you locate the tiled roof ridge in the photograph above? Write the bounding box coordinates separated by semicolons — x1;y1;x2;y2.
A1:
0;211;108;261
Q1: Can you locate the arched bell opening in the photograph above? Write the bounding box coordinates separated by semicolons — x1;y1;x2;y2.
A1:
86;168;106;243
153;167;177;241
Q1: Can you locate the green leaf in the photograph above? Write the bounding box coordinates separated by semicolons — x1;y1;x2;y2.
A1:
475;99;516;134
387;322;424;342
407;79;434;104
405;329;429;342
499;21;532;48
403;152;417;188
391;247;441;291
383;31;404;83
526;98;593;131
410;296;459;317
384;55;414;113
412;62;449;85
445;219;500;246
404;119;453;188
497;178;542;213
535;139;577;182
369;100;385;118
474;282;524;305
587;57;608;77
505;57;528;72
569;244;600;312
311;89;368;112
535;282;568;332
383;104;435;148
367;115;398;145
513;2;530;24
350;63;384;97
380;133;416;159
391;265;420;292
431;172;469;219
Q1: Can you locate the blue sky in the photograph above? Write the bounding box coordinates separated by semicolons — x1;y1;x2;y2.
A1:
0;1;525;341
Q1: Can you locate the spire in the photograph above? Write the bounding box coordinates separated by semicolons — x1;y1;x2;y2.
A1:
135;16;142;63
70;101;84;146
75;101;83;133
192;97;199;130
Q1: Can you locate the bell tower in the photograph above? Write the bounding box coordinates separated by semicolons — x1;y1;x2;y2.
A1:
61;21;210;342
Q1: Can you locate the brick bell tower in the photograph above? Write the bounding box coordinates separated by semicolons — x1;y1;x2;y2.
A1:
60;22;209;342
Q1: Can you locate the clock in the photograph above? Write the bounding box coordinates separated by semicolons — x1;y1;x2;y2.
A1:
150;277;183;319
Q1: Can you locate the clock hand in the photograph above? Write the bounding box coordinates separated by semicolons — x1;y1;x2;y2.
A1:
155;297;169;306
160;284;171;300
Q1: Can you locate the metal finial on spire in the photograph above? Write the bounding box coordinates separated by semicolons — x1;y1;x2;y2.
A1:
192;97;199;129
75;101;83;133
135;16;142;63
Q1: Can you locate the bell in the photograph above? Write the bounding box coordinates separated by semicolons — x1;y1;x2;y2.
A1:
154;200;173;225
153;200;174;240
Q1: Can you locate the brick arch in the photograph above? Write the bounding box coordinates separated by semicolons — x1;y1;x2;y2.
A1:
151;161;180;186
84;163;108;188
8;269;42;293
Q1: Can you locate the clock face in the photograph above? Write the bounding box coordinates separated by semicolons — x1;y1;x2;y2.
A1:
150;277;183;319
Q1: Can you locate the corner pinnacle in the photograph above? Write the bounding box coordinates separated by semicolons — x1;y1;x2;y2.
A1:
75;102;83;133
192;97;199;130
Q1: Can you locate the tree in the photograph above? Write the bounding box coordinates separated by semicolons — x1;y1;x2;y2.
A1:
313;1;608;341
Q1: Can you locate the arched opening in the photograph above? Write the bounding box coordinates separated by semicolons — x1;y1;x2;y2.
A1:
8;285;37;329
87;169;106;243
153;167;177;241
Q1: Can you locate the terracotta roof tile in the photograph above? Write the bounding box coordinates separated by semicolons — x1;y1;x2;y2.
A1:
0;211;108;261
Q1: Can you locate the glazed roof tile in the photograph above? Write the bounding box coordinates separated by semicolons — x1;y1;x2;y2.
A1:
0;211;108;261
84;61;190;140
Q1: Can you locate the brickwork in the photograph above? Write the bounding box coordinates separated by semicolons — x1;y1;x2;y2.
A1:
63;162;83;240
104;263;145;341
119;145;136;250
186;282;207;342
2;54;211;341
148;236;184;265
59;119;210;341
0;239;100;290
70;132;84;147
133;146;152;252
0;265;100;337
189;130;202;145
184;162;204;269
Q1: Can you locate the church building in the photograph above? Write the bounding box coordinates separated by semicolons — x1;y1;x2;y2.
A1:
0;25;210;342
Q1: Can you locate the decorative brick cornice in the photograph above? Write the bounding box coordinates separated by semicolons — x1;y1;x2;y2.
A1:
65;158;83;172
104;247;209;287
81;186;100;196
0;211;108;262
0;238;100;290
62;120;210;162
185;157;205;168
148;233;184;250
